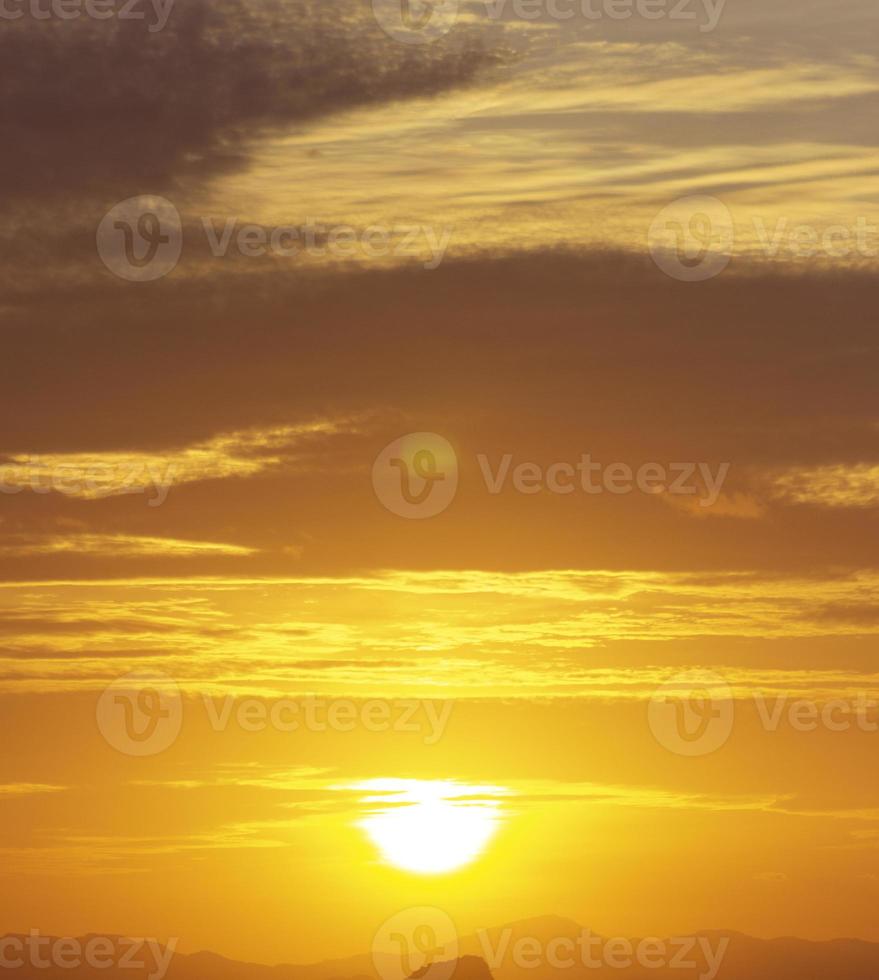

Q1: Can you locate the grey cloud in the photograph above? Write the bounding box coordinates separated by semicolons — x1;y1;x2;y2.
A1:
0;0;509;201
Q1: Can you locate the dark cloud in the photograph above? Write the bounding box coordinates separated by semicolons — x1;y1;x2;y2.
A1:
0;0;508;200
0;251;877;575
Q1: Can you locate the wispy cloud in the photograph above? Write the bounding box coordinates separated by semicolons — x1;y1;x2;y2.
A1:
0;418;361;500
765;463;879;508
0;533;255;559
0;783;66;797
2;571;879;696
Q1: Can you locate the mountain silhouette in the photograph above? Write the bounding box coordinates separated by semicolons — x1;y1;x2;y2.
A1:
461;916;879;979
3;920;879;979
411;956;494;980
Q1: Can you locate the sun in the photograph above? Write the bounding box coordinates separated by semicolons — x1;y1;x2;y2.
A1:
350;778;506;874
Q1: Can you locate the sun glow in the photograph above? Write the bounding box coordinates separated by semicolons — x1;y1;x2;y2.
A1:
350;779;506;874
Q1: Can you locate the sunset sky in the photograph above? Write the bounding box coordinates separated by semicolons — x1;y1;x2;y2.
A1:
2;0;879;968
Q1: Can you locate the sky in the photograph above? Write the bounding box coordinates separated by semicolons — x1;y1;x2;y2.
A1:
2;0;879;968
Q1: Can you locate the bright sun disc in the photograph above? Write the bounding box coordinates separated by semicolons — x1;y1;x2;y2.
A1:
351;778;505;874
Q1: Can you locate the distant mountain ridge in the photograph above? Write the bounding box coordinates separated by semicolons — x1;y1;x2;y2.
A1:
3;917;879;979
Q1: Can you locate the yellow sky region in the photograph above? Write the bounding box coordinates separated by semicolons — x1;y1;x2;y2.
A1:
2;568;879;959
4;738;879;964
6;0;879;968
2;570;879;698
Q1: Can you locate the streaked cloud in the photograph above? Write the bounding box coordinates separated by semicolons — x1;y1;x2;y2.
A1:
0;533;255;559
663;491;769;520
766;464;879;508
1;570;879;697
0;783;66;797
0;418;361;500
